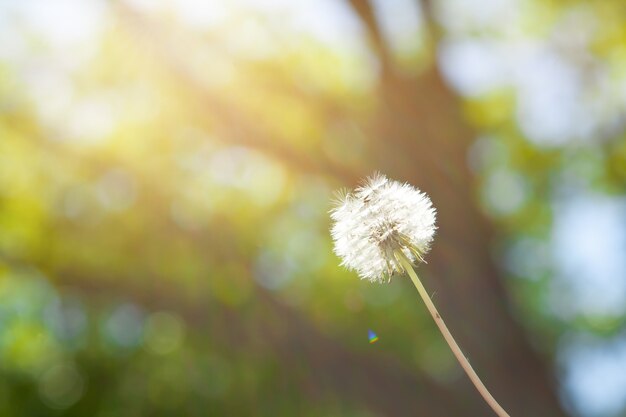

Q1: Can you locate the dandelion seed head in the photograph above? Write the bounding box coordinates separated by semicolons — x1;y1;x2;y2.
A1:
330;173;437;283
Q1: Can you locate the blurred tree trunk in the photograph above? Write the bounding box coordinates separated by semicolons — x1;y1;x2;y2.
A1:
370;65;566;417
348;1;568;415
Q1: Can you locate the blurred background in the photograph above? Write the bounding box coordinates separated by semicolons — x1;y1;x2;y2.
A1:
1;0;626;416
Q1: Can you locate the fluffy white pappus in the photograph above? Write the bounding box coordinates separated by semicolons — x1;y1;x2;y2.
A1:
330;173;437;283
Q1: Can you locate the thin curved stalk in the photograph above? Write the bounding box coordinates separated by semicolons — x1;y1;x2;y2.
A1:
396;252;510;417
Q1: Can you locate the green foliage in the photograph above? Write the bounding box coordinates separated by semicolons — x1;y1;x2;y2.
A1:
0;0;625;415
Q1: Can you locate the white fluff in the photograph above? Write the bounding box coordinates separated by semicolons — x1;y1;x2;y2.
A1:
330;173;437;283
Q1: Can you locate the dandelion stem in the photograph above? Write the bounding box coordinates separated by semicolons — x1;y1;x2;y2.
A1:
396;252;510;417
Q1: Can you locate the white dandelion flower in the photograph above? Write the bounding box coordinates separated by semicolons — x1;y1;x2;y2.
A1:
330;173;437;282
329;173;510;417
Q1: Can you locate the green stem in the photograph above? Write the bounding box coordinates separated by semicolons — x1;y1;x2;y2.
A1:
396;253;510;417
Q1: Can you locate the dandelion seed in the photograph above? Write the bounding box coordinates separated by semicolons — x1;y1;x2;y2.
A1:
330;173;437;283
